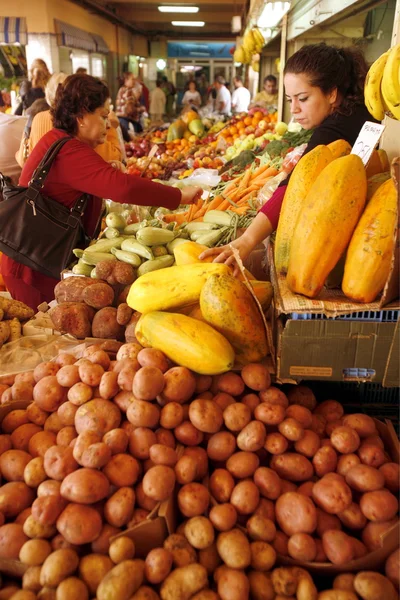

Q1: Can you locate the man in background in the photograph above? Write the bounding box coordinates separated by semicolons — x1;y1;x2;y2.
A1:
214;75;231;115
231;76;251;114
251;75;278;109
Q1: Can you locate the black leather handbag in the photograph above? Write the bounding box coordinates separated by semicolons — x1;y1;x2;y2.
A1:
0;136;89;280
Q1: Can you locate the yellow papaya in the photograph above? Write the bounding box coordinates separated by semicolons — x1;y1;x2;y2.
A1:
127;262;230;313
342;178;397;303
287;155;367;299
135;312;235;375
274;145;333;274
249;280;273;309
327;139;352;159
200;273;268;367
174;241;256;281
367;172;391;202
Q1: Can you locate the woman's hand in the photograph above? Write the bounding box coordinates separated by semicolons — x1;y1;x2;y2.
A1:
199;236;254;275
108;160;126;173
180;185;203;205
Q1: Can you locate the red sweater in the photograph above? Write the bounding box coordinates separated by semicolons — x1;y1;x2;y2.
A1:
1;128;181;293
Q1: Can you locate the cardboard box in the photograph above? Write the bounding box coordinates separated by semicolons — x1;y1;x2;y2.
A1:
268;245;400;387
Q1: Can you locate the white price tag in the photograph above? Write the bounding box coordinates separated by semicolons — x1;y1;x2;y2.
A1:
351;121;385;165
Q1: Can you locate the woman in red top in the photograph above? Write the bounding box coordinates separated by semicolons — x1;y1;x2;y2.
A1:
201;43;374;270
2;74;201;308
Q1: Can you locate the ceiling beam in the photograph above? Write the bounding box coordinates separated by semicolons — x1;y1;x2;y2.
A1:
117;9;235;22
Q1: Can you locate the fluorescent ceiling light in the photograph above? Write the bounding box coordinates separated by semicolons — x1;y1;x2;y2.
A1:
257;1;290;29
159;5;199;12
172;20;205;26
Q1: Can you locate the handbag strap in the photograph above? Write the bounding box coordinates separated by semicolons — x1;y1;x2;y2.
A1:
29;136;73;190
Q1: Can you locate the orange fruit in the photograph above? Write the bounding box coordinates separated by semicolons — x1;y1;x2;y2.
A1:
251;117;259;127
254;111;263;120
229;125;238;135
244;116;252;126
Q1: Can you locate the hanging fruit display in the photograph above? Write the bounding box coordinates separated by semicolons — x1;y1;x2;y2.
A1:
364;43;400;121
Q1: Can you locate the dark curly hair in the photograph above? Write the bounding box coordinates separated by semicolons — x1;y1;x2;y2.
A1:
51;74;110;135
284;43;368;116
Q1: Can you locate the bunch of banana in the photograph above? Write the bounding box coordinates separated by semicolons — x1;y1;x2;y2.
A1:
364;44;400;121
251;60;260;73
252;27;265;53
243;29;256;54
233;47;245;64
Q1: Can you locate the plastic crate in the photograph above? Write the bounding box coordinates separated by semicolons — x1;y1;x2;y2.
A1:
290;310;399;322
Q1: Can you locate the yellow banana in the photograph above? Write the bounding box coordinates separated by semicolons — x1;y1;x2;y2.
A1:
364;51;389;120
381;44;400;116
253;28;264;47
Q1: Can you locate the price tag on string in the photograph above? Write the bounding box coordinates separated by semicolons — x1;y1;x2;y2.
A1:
351;121;385;166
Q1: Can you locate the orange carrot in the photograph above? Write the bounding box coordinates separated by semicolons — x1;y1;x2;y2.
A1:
236;184;259;201
250;163;272;180
252;167;279;185
238;168;252;191
217;199;231;211
193;205;208;219
205;195;224;212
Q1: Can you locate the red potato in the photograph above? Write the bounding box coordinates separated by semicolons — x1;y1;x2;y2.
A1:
102;429;128;457
183;448;208;479
60;468;110;503
78;363;104;387
379;463;400;493
226;452;259;479
385;548;400;590
312;473;352;515
75;398;121;436
278;418;304;442
276;477;296;495
342;413;377;438
160;403;184;430
272;531;289;556
312;446;338;477
33;362;59;383
254;402;285;426
135;481;158;512
129;428;157;460
246;514;276;543
325;419;344;437
98;371;119;400
209;469;235;503
360;490;399;522
137;348;169;373
56;365;80;388
43;446;78;481
287;385;317;410
314;539;327;562
264;432;289;455
126;399;160;429
189;399;223;434
194;374;212;394
288;533;316;562
345;464;385;492
55;353;76;367
358;441;386;468
178;483;210;517
15;371;35;386
285;405;313;429
175;421;204;446
175;455;198;485
331;426;360;454
337;454;361;477
275;492;317;536
0;481;35;518
44;412;64;433
58;402;78;427
149;444;178;467
28;431;57;458
241;363;271;391
0;449;32;481
11;423;42;452
114;391;133;413
33;376;65;412
362;519;399;551
241;393;260;416
230;480;260;515
237;420;266;452
216;372;245;396
209;504;238;532
314;400;344;422
310;414;327;437
0;523;29;559
104;487;135;527
213;392;235;411
132;367;165;401
253;467;281;500
259;387;289;407
31;495;67;526
67;382;93;406
255;498;275;522
116;342;143;361
322;530;354;565
11;382;34;402
56;426;76;447
338;502;367;530
26;404;49;427
87;350;111;371
160;367;196;404
156;428;176;449
103;453;140;487
0;434;12;455
145;548;173;584
207;431;236;462
298;481;314;498
316;508;342;538
270;453;314;482
294;429;320;457
56;503;102;545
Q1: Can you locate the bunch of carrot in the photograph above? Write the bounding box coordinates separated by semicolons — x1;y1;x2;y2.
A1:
163;163;280;225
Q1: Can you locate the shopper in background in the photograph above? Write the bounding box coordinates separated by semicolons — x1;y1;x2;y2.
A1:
139;78;150;112
116;72;144;140
231;76;251;114
1;74;202;308
182;81;202;109
201;43;375;270
214;75;231;115
75;67;87;75
14;58;51;115
161;76;176;120
150;80;166;126
0;112;27;183
251;74;278;109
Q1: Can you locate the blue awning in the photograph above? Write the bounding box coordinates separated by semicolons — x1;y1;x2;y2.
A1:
55;20;96;53
0;17;28;45
91;33;109;54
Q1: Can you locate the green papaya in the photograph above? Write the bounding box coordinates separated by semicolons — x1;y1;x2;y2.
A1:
188;119;205;137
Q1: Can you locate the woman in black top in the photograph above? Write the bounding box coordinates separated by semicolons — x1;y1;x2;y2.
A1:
201;43;376;269
15;59;51;115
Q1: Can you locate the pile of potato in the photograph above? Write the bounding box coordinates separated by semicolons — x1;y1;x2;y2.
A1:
0;342;398;599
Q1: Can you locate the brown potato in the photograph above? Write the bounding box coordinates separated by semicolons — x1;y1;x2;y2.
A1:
117;364;139;392
379;463;400;493
338;502;367;530
337;454;361;477
312;474;352;515
358;441;386;468
11;423;42;452
354;571;398;600
362;519;399;551
259;387;289;407
19;538;52;566
56;426;76;447
39;547;79;588
160;402;184;430
264;432;289;455
15;371;35;386
133;367;165;401
241;393;260;416
241;363;270;391
315;506;342;539
178;483;209;517
279;418;304;442
26;404;48;428
276;492;317;536
55;576;89;600
56;504;102;545
223;402;251;432
144;548;173;585
57;402;78;427
175;455;198;485
237;420;266;452
216;566;250;600
56;365;80;388
248;570;275;600
75;398;121;436
294;430;320;458
189;399;223;434
385;548;400;590
2;410;29;434
226;451;259;479
0;449;32;481
270;453;314;482
319;591;358;600
216;529;251;569
331;426;360;454
24;456;46;488
72;431;101;465
174;421;204;446
285;405;313;428
209;469;235;503
310;413;327;437
351;537;368;558
314;400;344;422
103;453;140;487
137;348;169;373
345;464;385;492
230;480;260;515
333;573;356;592
44;412;64;434
246;514;276;542
207;431;236;462
28;431;57;458
67;382;92;406
0;522;29;559
0;481;35;518
103;428;128;455
213;392;235;411
322;530;354;565
33;362;59;382
11;382;34;403
342;414;377;438
149;444;178;467
198;543;221;578
23;514;57;540
98;371;119;400
31;495;67;526
313;446;338;477
60;468;109;503
163;533;197;568
55;353;76;367
78;553;114;596
254;467;281;500
43;446;78;481
109;536;135;563
33;376;65;412
254;402;285;426
183;448;208;479
216;372;245;396
360;490;399;522
209;503;237;532
129;428;157;460
250;540;276;571
280;480;297;494
288;533;316;562
297;481;314;498
143;465;175;502
127;399;160;429
287;385;317;410
91;524;120;554
160;367;196;404
184;516;214;550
